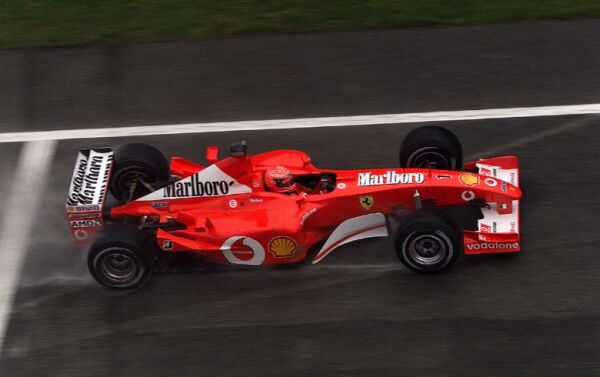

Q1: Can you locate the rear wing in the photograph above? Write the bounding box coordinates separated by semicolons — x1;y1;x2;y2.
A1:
463;156;521;254
66;148;113;244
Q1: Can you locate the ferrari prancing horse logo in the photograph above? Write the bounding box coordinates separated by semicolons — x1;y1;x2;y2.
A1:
360;195;374;210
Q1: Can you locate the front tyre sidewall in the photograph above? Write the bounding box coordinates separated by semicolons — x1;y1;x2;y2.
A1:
399;229;455;272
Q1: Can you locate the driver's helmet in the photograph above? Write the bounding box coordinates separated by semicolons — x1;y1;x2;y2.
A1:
265;166;296;193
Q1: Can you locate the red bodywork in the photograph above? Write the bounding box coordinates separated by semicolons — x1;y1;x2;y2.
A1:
93;148;523;266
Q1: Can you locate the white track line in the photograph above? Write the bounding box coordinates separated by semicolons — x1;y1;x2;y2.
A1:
0;140;57;349
1;103;599;143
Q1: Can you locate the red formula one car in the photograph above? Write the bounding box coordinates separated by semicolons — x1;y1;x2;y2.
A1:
66;126;522;288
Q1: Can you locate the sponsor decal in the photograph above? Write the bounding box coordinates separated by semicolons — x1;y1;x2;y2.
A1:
360;195;374;210
300;207;317;226
140;164;252;201
268;236;297;258
357;171;424;187
71;151;113;206
67;205;101;213
509;172;516;185
510;221;517;233
163;175;233;198
70;219;102;228
336;182;347;189
484;178;498;187
152;202;168;208
459;173;479;186
461;190;475;201
162;240;173;250
466;242;519;251
480;167;492;176
436;174;452;180
493;222;497;233
66;152;88;205
249;198;263;203
73;229;89;241
68;213;101;220
501;181;507;193
221;236;265;265
229;199;238;208
480;223;491;233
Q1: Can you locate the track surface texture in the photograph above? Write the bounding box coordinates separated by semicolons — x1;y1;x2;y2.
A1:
1;19;600;377
1;19;600;132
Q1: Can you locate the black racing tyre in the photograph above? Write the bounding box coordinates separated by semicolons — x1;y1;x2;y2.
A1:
88;225;155;289
109;143;170;203
395;209;460;273
399;126;463;170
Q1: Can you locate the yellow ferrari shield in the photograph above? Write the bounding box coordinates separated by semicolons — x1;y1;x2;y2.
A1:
360;195;374;210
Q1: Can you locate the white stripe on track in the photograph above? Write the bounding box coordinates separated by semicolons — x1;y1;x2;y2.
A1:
1;103;599;143
0;140;57;349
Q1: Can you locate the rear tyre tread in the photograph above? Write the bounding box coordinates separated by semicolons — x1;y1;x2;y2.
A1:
88;224;155;289
109;143;169;203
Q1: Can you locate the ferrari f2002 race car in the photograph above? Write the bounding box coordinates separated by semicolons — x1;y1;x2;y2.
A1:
66;126;522;289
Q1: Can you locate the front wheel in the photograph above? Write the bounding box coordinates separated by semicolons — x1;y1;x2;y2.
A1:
88;225;155;289
395;210;459;273
399;126;463;170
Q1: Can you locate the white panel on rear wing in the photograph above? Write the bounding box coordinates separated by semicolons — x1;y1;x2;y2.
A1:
65;148;113;244
66;151;89;206
66;148;113;206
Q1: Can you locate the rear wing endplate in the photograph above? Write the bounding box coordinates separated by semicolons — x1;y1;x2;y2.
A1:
66;148;113;244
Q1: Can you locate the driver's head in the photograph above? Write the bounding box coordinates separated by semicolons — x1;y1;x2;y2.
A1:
265;166;296;193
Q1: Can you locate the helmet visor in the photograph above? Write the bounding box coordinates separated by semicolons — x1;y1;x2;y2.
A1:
274;177;293;187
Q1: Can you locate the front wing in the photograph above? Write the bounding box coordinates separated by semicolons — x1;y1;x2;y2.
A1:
463;156;521;254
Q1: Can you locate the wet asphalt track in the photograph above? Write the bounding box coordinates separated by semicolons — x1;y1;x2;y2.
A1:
1;20;600;377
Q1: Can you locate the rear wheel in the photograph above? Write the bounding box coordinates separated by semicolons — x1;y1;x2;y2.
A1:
88;225;155;289
395;210;459;273
109;143;170;203
399;126;463;170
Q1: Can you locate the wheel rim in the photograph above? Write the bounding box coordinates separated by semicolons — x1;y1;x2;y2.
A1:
405;231;451;266
114;165;159;202
97;247;141;283
406;147;455;169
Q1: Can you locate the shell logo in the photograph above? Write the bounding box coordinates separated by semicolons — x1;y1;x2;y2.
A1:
268;236;297;258
459;173;479;186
